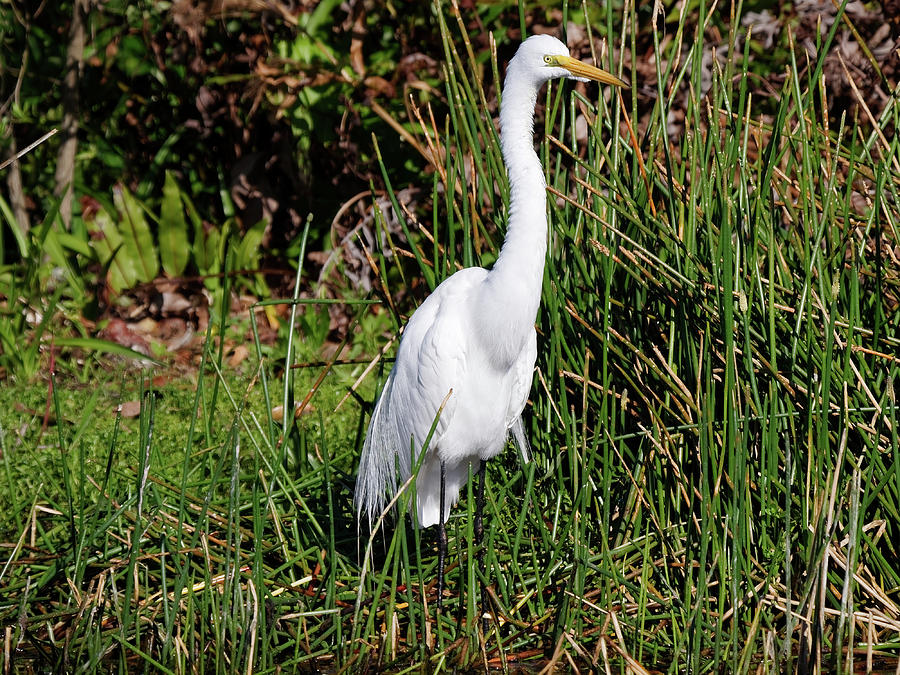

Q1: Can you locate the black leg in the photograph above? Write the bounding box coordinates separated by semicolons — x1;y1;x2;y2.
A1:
474;461;485;561
436;461;447;614
474;461;488;633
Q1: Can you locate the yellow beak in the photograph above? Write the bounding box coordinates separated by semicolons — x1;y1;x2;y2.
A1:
551;54;628;88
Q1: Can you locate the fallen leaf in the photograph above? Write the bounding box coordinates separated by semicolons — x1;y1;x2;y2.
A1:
117;400;142;418
228;344;249;367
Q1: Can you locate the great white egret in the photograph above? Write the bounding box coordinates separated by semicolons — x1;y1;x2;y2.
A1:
355;33;625;607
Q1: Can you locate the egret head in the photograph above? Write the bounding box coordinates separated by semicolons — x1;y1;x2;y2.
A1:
510;34;626;89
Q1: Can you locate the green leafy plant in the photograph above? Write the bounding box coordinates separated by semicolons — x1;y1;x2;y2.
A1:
86;185;158;293
81;177;269;298
159;171;190;278
0;193;160;378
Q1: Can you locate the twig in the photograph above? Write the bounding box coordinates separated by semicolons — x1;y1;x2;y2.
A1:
0;128;58;172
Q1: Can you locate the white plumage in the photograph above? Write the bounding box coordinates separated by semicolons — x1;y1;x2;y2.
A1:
355;34;625;529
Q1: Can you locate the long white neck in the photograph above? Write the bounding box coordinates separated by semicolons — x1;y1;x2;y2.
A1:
474;68;548;366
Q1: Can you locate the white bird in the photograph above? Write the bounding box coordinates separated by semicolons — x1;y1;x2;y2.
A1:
355;34;624;596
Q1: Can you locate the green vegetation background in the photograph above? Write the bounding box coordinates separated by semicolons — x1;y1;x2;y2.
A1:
2;0;899;672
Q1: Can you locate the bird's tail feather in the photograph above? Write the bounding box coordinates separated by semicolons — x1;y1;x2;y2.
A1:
511;416;531;464
354;371;400;529
357;385;531;530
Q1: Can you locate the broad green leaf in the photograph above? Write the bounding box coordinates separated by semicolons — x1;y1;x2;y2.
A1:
86;206;119;265
87;205;136;292
235;219;267;272
160;171;189;277
53;231;94;258
195;223;218;278
113;184;159;284
182;190;217;277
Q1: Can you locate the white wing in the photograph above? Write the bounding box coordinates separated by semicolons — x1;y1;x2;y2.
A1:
354;268;487;527
506;328;536;463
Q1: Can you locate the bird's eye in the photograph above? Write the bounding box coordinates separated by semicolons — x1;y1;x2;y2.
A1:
543;55;553;64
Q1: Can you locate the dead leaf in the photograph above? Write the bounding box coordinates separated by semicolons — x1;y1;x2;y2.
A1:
161;291;192;314
349;3;367;77
271;402;315;422
100;318;152;356
364;76;395;98
228;344;249;367
117;400;142;418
